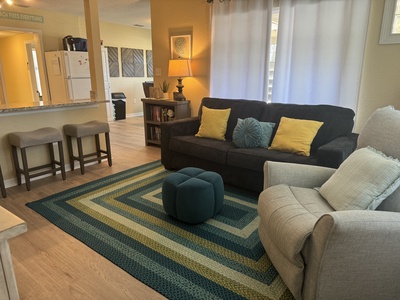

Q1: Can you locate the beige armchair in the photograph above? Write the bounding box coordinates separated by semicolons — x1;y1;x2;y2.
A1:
258;106;400;300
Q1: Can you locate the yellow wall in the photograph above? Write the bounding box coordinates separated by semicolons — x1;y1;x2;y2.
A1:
0;33;35;106
150;0;211;116
100;22;152;115
355;0;400;131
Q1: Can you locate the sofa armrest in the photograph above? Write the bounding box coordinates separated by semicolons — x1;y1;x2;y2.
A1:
316;133;358;168
161;117;200;168
263;161;336;190
304;211;400;300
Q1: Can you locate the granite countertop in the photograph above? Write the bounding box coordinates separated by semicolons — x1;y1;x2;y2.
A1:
0;100;107;114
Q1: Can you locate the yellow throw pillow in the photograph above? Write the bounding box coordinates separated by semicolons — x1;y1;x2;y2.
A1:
195;106;231;141
269;117;324;156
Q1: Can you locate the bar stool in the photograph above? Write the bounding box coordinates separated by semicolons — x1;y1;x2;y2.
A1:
0;165;6;198
63;120;112;175
8;127;66;191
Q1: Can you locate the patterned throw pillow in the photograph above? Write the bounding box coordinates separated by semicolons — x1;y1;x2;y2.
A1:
233;118;262;148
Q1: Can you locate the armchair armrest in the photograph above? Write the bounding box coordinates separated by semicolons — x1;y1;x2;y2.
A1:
316;133;358;168
304;211;400;300
264;161;336;190
161;117;200;168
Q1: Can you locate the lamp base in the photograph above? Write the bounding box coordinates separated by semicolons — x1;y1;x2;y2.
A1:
173;92;186;101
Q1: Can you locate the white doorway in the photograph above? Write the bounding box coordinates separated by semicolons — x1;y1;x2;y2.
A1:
25;41;42;105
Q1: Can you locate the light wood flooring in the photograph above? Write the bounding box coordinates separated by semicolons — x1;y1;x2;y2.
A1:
0;117;167;300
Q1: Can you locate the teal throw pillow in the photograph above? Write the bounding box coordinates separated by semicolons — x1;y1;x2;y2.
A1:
259;121;275;148
233;118;262;148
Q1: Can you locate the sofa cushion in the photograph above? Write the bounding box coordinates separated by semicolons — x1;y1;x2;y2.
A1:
261;103;355;154
195;106;231;141
269;117;324;156
199;98;267;140
319;147;400;211
169;136;237;165
233;118;263;148
227;148;317;172
258;184;333;266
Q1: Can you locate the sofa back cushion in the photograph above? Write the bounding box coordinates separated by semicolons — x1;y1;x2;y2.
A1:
261;103;355;154
199;97;267;140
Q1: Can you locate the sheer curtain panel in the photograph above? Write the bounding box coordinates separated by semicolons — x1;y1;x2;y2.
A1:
210;0;273;100
271;0;371;111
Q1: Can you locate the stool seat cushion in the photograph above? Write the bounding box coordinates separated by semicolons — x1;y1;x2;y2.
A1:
64;121;110;138
162;167;224;224
8;127;63;148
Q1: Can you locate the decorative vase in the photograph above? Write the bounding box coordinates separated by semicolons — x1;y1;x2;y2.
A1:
163;92;169;99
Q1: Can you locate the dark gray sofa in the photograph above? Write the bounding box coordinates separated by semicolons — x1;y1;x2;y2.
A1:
161;97;357;192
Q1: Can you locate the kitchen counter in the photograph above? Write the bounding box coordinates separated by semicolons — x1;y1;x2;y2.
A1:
0;100;107;115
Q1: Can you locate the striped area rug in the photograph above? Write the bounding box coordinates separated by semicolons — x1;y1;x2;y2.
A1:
27;161;293;300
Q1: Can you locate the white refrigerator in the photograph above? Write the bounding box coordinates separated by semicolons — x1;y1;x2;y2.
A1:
45;51;91;103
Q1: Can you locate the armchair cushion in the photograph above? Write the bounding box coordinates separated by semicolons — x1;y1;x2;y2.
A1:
319;147;400;211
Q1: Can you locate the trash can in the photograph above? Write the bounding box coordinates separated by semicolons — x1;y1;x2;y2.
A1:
111;92;126;120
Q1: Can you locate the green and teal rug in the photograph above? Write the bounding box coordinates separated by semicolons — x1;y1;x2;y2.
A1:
27;161;293;300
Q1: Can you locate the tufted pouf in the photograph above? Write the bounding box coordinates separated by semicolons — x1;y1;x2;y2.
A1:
162;167;224;224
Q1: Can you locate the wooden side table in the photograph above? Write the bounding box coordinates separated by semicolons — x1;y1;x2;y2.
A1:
141;98;191;146
0;207;27;300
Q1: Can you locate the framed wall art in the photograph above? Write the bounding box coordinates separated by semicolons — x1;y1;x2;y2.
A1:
121;48;144;77
170;34;192;59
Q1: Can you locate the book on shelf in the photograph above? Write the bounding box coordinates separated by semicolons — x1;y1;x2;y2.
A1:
149;126;161;141
149;105;175;122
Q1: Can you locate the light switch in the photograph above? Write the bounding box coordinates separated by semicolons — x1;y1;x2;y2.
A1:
155;68;161;76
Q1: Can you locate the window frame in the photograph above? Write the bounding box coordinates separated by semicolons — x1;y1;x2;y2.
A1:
379;0;400;44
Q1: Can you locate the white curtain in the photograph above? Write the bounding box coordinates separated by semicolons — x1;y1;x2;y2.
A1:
271;0;371;111
210;0;273;100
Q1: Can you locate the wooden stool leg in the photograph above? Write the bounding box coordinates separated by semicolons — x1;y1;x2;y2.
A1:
58;141;66;180
20;148;31;191
48;143;56;176
105;132;112;167
77;137;85;175
95;134;101;163
66;135;75;171
0;166;6;198
10;145;21;186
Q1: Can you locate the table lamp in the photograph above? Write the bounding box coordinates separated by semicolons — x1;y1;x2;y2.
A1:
168;59;192;101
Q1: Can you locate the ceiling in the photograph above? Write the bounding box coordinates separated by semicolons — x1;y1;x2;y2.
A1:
2;0;151;29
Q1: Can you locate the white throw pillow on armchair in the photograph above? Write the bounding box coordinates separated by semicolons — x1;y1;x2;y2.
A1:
319;147;400;211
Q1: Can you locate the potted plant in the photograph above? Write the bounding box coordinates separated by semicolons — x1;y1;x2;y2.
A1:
159;80;170;99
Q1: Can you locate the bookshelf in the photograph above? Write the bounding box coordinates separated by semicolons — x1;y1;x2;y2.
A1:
141;98;191;146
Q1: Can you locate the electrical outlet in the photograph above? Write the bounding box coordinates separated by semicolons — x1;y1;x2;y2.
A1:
133;98;137;104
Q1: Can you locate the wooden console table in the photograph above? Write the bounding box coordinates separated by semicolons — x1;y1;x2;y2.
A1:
0;206;27;300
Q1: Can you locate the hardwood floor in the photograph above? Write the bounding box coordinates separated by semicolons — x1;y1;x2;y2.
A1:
0;117;167;300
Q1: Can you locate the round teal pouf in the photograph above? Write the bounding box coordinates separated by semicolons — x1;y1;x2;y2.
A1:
162;167;224;224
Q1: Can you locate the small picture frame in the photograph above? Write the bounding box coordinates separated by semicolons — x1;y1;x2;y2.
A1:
170;35;192;59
